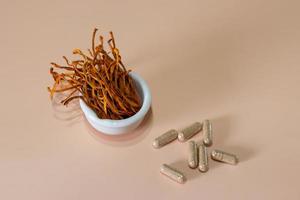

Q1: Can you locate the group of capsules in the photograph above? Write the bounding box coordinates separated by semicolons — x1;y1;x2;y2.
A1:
153;120;239;184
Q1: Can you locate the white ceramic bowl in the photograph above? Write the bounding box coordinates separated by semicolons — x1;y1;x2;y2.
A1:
79;72;151;135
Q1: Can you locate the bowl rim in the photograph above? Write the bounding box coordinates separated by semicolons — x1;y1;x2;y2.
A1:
79;72;151;128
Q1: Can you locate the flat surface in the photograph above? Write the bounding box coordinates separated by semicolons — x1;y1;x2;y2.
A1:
1;0;300;199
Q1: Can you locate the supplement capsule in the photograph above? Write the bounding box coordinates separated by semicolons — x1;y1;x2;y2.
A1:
198;144;209;172
211;150;239;165
203;120;212;146
178;122;202;142
160;164;186;184
152;129;178;149
188;141;199;169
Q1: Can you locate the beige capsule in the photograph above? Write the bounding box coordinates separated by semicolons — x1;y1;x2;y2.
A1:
178;122;202;142
152;129;178;149
203;120;212;147
188;141;199;169
160;164;186;184
211;150;239;165
198;144;209;172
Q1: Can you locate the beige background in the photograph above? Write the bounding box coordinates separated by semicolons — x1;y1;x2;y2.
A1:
1;0;300;199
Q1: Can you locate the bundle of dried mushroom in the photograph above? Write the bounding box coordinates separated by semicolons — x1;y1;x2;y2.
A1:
48;28;141;120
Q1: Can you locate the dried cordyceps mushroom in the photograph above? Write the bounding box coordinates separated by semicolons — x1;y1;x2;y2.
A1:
48;28;141;120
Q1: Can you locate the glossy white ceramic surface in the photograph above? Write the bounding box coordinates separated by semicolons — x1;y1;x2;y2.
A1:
80;72;151;135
